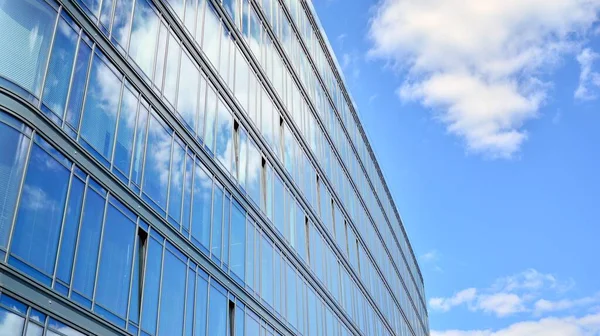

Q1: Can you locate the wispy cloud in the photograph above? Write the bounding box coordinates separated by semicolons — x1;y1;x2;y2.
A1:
575;48;600;100
420;249;439;262
534;294;600;316
368;0;600;158
429;269;581;317
431;312;600;336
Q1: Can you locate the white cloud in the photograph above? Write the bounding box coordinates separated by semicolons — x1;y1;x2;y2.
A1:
420;249;439;262
429;269;582;317
430;288;478;312
431;312;600;336
535;294;600;315
575;48;600;100
369;0;600;158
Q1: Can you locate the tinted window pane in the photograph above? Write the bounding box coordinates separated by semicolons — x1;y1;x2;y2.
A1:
80;54;121;159
245;222;254;290
207;284;226;336
12;145;69;276
56;177;85;284
261;237;273;307
95;204;135;318
0;0;55;95
229;202;245;280
215;102;232;172
164;33;180;106
131;104;148;185
211;186;223;260
72;188;104;298
192;164;211;249
0;123;29;249
296;205;306;261
286;264;296;328
112;0;134;49
245;141;261;206
141;238;162;334
168;141;185;225
0;306;24;336
143;116;171;210
194;275;208;336
129;0;158;76
65;40;92;129
245;314;259;336
178;54;199;133
158;250;186;336
114;85;137;175
42;17;77;118
273;176;284;235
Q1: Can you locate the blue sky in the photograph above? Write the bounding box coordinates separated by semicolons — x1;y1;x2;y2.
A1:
313;0;600;334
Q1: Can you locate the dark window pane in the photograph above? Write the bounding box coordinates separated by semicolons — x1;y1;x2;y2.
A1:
229;202;245;280
114;85;138;175
0;123;29;249
207;284;226;336
191;163;211;249
143;115;171;210
129;0;159;76
72;188;104;298
56;177;85;284
194;275;208;336
158;250;186;336
65;40;92;129
211;186;223;261
11;145;69;276
0;0;55;95
80;54;121;160
141;238;162;334
42;17;78;119
96;204;135;318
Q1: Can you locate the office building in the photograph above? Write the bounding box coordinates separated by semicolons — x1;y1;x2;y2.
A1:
0;0;429;335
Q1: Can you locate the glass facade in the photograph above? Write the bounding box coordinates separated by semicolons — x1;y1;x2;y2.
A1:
0;0;428;335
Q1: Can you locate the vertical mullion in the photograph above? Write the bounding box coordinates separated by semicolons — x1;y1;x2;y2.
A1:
67;176;90;297
38;7;60;104
51;170;76;287
61;29;83;127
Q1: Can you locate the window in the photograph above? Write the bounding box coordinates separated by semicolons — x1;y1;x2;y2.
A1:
208;282;227;336
245;220;255;291
129;0;159;76
192;163;212;250
112;0;134;49
168;139;185;226
95;203;135;319
56;176;84;284
260;236;273;307
72;187;104;301
80;53;121;161
129;227;147;325
141;237;163;335
245;140;261;206
158;249;186;336
0;0;55;96
12;141;69;281
285;262;297;329
262;161;273;221
164;32;180;106
178;53;200;134
0;121;29;249
229;200;245;281
113;84;138;176
143;115;172;213
273;175;284;235
216;101;233;172
211;184;224;261
204;86;217;152
65;40;92;130
295;204;306;261
42;16;78;119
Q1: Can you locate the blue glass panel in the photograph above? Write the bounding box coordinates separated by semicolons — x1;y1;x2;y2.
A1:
0;293;27;314
48;317;84;336
0;123;29;249
112;0;134;50
11;144;69;276
245;140;261;206
158;250;185;336
211;186;223;261
29;308;46;323
182;154;193;233
215;102;232;172
191;163;211;250
245;312;259;336
65;40;91;130
273;175;283;235
56;176;85;284
114;85;137;176
129;0;159;76
131;104;148;185
185;268;194;336
261;237;273;308
8;255;51;286
245;222;254;291
0;0;56;96
207;283;226;336
79;0;101;17
234;306;244;336
141;238;162;334
0;306;24;336
286;264;297;328
164;33;179;107
204;88;216;152
42;17;77;119
222;195;230;266
72;188;104;298
143;115;171;211
230;201;245;281
99;0;113;30
178;53;199;133
128;234;141;324
296;205;306;261
96;204;135;318
80;53;121;160
168;140;185;225
194;275;208;336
